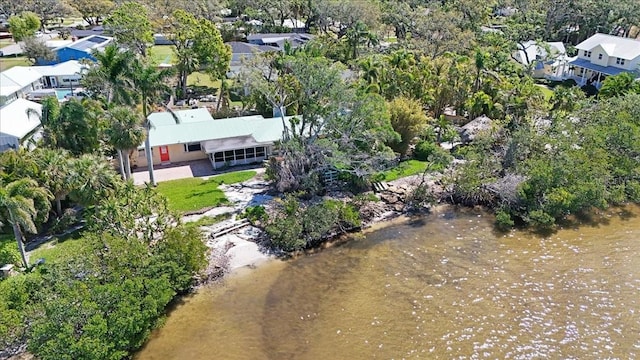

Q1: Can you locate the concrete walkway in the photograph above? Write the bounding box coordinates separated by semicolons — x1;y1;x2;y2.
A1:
131;159;215;185
131;159;266;185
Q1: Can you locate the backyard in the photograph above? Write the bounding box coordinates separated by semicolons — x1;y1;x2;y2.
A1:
155;170;257;212
0;56;30;71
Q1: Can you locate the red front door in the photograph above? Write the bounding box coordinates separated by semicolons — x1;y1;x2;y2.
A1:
159;146;170;162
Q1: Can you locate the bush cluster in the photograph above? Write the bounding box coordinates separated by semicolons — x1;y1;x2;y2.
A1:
265;197;361;252
0;188;208;359
414;141;453;170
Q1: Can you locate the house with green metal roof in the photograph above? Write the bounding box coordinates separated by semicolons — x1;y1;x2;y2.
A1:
134;108;290;169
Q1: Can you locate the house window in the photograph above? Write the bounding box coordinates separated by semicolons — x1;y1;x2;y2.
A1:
256;147;266;157
183;142;202;152
213;152;224;162
586;51;592;58
234;149;245;160
583;50;588;56
598;53;603;60
616;58;625;65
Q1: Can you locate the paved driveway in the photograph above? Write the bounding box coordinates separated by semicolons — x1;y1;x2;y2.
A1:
132;159;266;185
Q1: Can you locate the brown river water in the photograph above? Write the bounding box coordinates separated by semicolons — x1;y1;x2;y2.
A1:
137;206;640;359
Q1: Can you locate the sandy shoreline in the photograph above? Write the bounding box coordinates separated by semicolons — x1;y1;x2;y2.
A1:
195;173;455;278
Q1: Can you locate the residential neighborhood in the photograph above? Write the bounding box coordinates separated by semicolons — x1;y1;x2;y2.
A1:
0;1;640;359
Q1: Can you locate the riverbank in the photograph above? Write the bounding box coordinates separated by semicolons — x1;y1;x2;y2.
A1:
196;171;444;281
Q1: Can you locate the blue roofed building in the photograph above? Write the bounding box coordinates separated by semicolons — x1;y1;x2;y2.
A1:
39;35;114;65
566;33;640;89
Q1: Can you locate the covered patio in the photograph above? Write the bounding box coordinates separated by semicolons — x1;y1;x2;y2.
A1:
566;58;629;89
202;136;272;169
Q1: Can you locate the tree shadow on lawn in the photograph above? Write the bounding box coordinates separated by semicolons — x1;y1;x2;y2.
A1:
183;187;227;200
25;226;84;252
188;85;219;98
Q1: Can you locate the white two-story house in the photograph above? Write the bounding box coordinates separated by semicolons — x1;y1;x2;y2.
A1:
567;33;640;89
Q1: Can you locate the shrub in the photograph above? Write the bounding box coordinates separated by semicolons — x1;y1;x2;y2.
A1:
241;205;268;223
581;84;598;97
414;141;452;170
527;209;555;229
0;237;20;267
495;209;515;231
265;215;304;251
47;208;80;235
265;198;361;252
302;203;339;243
150;226;208;294
414;141;438;161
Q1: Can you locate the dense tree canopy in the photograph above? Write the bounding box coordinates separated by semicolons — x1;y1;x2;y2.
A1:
68;0;114;26
7;12;40;41
103;1;154;57
169;9;231;97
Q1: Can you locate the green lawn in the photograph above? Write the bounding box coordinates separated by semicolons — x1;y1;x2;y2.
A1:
149;45;175;65
0;39;14;48
1;231;87;266
60;17;84;26
155;171;257;212
536;84;554;101
29;235;86;265
0;57;30;71
187;72;221;88
378;160;429;181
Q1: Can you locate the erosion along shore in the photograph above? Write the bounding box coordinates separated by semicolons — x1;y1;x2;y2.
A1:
191;170;443;282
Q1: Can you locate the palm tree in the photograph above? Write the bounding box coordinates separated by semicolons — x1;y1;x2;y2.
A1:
131;59;176;186
0;148;39;184
105;106;145;180
84;44;135;105
69;154;120;207
344;21;377;60
0;179;52;268
358;56;382;93
32;148;75;216
26;97;61;148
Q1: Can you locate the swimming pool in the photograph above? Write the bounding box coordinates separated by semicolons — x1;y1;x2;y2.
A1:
55;90;72;100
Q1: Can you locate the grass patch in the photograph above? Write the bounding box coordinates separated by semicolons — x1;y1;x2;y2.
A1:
155;170;257;212
536;84;554;101
62;18;84;25
378;160;428;181
0;39;15;48
0;57;30;71
149;45;175;65
28;232;86;265
187;72;221;89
